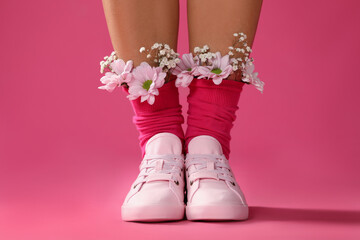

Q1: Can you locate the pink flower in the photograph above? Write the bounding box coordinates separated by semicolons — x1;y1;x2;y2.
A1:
242;62;264;93
98;72;120;92
98;59;133;92
197;52;233;85
171;53;199;87
127;62;166;105
111;59;133;81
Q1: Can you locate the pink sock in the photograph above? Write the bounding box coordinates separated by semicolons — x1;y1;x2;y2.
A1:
123;76;185;157
185;78;245;159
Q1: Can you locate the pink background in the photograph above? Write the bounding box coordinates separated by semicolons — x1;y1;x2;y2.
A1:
1;0;360;239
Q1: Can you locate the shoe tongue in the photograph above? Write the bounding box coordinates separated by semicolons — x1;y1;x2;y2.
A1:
145;133;182;155
187;135;223;155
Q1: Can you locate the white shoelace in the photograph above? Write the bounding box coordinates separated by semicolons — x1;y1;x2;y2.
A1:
132;154;184;188
185;154;235;186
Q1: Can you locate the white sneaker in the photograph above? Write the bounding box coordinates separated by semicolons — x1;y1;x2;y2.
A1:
185;135;248;220
121;133;185;222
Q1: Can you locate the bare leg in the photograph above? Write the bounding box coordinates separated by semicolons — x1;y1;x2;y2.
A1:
187;0;263;80
103;2;187;224
102;0;179;67
183;1;263;222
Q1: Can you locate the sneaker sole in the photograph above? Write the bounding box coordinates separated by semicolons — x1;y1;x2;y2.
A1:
121;204;185;222
186;204;248;221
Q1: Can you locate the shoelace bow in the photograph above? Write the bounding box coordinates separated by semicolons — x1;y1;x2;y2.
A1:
132;154;184;188
185;154;235;186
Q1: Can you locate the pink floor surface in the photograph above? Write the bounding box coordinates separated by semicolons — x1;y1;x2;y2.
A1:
1;0;360;239
1;152;360;239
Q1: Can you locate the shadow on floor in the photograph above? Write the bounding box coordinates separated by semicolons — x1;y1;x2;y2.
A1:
130;206;360;225
248;206;360;224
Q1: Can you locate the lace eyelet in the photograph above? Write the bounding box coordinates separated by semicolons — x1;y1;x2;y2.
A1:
190;180;194;186
174;180;179;185
231;181;236;186
133;184;137;189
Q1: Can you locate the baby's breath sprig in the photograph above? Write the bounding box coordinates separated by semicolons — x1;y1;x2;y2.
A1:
139;43;181;73
100;51;118;74
228;32;254;81
193;45;216;66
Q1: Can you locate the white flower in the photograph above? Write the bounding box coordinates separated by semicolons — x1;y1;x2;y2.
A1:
194;47;200;53
233;33;238;37
139;47;145;53
161;57;168;65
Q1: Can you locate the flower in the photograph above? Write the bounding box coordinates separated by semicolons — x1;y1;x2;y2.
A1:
197;52;233;85
171;53;199;87
111;59;133;78
127;62;166;104
242;61;264;93
141;44;180;73
98;59;133;92
100;51;117;74
98;72;121;92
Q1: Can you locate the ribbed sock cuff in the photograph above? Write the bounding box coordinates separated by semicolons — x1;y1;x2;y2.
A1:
123;77;185;157
185;78;245;159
